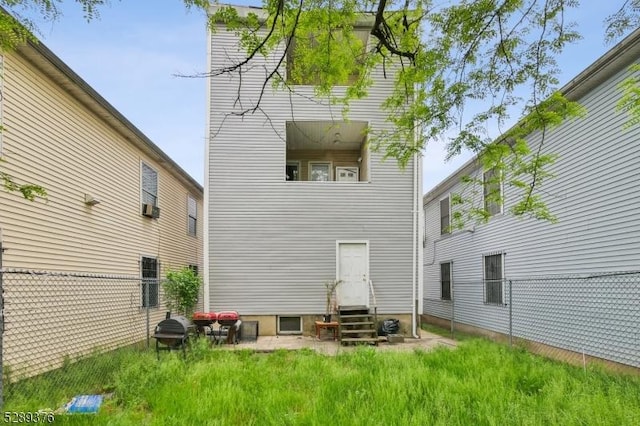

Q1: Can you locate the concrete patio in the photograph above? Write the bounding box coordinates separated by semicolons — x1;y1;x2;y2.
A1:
217;329;458;355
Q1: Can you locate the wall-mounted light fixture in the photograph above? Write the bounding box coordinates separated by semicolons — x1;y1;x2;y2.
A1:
84;194;101;206
333;132;342;144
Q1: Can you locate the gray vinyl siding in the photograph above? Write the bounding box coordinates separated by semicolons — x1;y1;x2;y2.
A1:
423;51;640;363
208;29;416;314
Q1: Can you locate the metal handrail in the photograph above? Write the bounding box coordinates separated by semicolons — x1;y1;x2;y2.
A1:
369;279;378;332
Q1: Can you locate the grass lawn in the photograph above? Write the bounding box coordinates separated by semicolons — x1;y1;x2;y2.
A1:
5;338;640;425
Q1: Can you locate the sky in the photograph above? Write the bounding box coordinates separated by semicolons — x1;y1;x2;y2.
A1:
17;1;634;193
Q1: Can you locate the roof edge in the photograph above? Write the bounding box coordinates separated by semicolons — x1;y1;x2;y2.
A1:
423;28;640;205
20;36;203;196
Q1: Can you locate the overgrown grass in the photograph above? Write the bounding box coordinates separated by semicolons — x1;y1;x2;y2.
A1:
4;345;145;411
11;338;638;425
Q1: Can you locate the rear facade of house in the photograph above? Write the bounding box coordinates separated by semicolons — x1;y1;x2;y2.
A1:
422;30;640;369
206;6;423;336
0;39;203;376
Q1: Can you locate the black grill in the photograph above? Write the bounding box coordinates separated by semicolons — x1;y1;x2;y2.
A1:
153;314;194;357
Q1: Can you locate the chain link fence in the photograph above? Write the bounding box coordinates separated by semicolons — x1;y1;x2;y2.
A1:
0;268;169;408
424;271;640;370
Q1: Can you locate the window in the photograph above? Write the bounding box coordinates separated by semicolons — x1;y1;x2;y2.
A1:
309;162;331;182
141;256;159;308
440;262;452;301
278;316;303;334
440;196;450;235
483;169;502;216
188;195;197;236
286;29;369;85
188;264;199;276
483;253;503;305
286;161;300;181
142;162;158;207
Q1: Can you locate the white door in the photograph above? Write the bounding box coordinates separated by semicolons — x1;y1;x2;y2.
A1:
336;242;369;307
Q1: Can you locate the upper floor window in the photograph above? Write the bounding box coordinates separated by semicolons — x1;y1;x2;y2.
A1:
188;195;197;237
483;253;503;305
483;169;502;216
440;196;450;235
141;162;158;207
286;28;370;86
188;264;199;276
309;162;332;181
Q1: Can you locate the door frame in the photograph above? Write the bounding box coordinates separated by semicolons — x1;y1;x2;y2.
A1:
335;240;370;307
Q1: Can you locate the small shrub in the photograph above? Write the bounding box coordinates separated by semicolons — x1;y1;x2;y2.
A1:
162;267;201;316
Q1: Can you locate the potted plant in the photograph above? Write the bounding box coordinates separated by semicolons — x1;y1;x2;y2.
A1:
323;279;342;322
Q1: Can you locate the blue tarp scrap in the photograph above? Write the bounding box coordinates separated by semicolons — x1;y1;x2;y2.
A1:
64;395;104;414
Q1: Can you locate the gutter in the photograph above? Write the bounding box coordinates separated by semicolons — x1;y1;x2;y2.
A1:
20;38;203;196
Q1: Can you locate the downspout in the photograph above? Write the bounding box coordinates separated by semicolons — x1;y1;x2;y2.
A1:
203;23;212;313
411;152;419;339
417;153;424;318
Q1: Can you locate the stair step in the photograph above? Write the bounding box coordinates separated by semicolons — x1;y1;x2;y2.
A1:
341;337;379;343
338;305;368;311
340;314;374;319
341;321;374;326
341;329;376;334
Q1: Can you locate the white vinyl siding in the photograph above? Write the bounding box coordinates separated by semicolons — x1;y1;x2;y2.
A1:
208;24;415;315
423;46;640;366
0;50;203;275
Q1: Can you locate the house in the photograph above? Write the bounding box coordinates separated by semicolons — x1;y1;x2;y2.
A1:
0;34;203;375
422;29;640;369
205;5;423;337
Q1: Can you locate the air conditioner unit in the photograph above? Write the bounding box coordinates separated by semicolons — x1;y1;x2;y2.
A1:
142;203;160;219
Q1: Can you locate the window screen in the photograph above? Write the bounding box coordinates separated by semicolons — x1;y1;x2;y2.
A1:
440;197;450;235
440;262;452;301
188;195;197;236
141;256;159;308
142;163;158;207
484;253;503;304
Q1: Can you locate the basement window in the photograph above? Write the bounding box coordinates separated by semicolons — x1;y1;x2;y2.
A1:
277;316;303;334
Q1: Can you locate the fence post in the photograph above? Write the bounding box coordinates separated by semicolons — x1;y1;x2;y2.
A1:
145;279;150;349
450;281;455;339
508;280;513;347
1;229;5;409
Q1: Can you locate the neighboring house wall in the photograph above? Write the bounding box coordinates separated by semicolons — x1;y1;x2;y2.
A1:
207;11;420;326
0;47;203;275
0;41;203;376
422;31;640;368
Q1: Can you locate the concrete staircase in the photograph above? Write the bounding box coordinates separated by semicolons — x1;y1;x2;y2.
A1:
338;305;378;345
